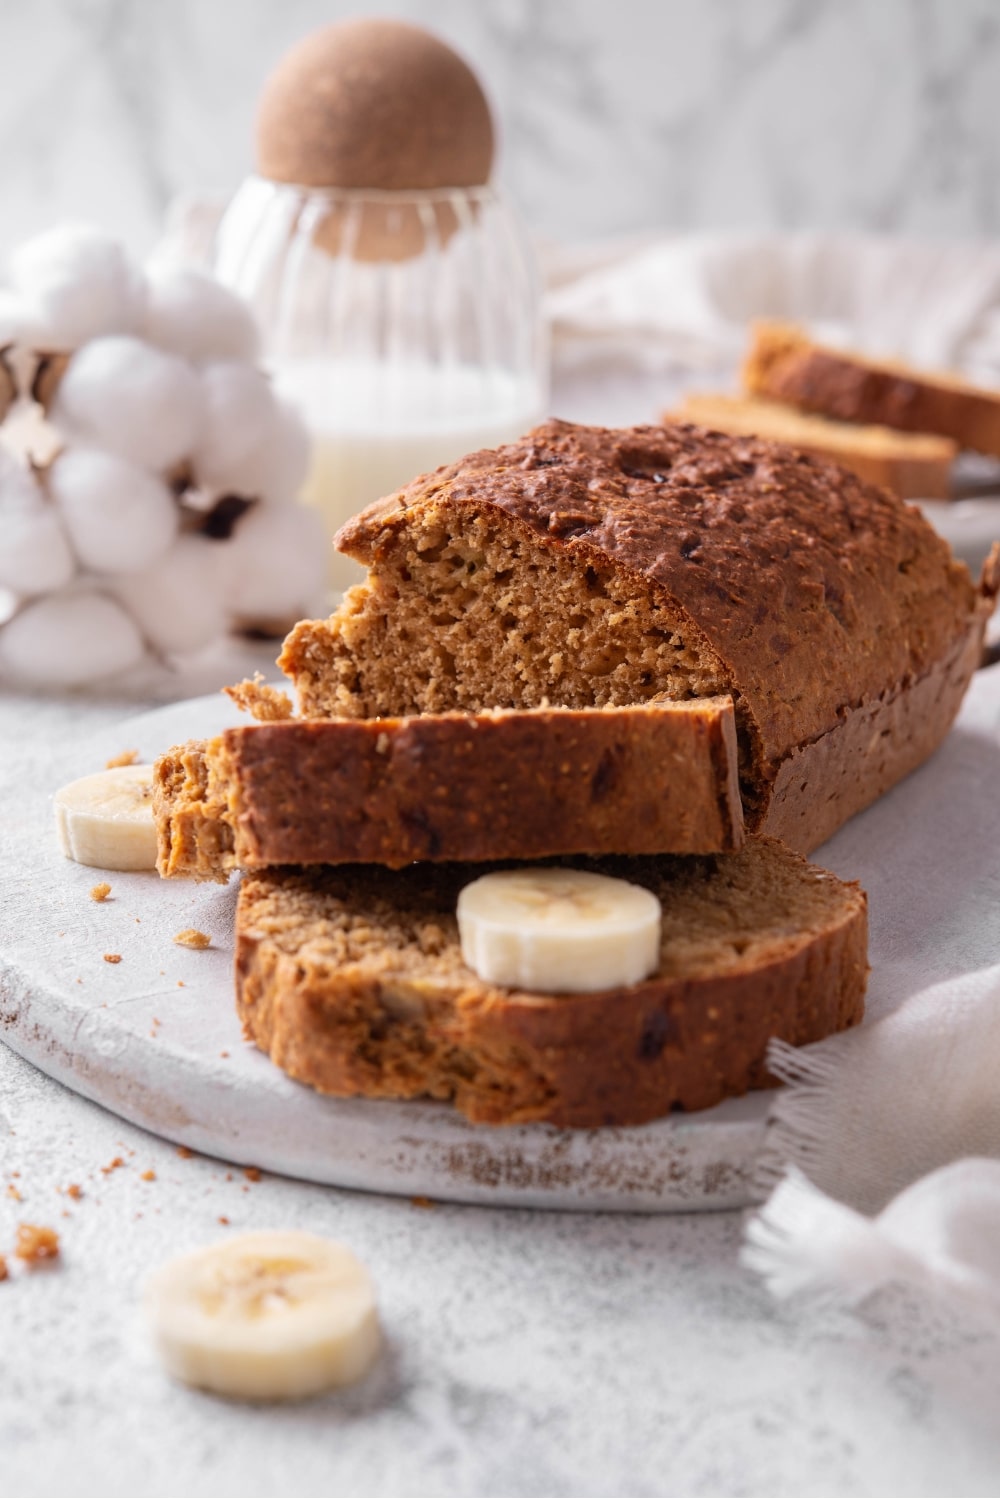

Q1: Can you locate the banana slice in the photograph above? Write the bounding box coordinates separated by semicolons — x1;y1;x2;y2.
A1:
457;867;662;993
144;1230;381;1402
53;764;157;870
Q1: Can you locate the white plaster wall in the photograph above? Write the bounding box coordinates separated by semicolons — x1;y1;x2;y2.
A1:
0;0;998;259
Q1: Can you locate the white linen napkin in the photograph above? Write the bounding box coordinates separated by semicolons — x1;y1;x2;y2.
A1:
546;231;1000;384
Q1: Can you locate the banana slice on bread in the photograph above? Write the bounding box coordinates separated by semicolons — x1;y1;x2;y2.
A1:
144;1231;381;1402
457;868;662;993
54;764;157;870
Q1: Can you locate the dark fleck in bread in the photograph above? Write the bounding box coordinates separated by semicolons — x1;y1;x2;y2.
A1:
234;837;868;1128
278;418;995;852
744;321;1000;457
154;698;744;881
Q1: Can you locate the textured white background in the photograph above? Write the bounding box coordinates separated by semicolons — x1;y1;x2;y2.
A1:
0;0;999;257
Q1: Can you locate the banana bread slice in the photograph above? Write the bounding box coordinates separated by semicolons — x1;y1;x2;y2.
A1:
744;321;1000;456
669;392;956;499
279;419;996;853
154;698;743;880
235;837;868;1128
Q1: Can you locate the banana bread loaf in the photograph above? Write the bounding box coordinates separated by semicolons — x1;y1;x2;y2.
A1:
154;698;743;879
279;419;996;853
669;392;956;499
235;837;868;1127
744;321;1000;456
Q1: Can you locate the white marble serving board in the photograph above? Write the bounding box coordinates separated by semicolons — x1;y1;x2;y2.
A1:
4;669;1000;1213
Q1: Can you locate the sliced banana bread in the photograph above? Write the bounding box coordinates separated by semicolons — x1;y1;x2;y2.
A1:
669;392;956;499
154;698;743;880
744;321;1000;456
279;419;996;853
235;837;868;1128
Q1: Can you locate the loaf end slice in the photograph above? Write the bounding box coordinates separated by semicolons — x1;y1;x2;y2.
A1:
744;321;1000;457
235;838;868;1129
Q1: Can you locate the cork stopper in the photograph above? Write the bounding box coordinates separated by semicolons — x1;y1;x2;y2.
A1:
256;18;495;191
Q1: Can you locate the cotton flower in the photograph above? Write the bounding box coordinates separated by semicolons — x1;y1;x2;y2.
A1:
8;225;147;350
226;502;328;621
50;336;202;472
0;589;144;686
191;362;275;489
113;534;232;655
143;265;260;365
49;447;178;574
0;446;75;593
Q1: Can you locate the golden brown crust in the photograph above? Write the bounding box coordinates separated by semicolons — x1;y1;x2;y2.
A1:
155;700;745;878
744;321;1000;456
669;392;956;499
234;840;868;1128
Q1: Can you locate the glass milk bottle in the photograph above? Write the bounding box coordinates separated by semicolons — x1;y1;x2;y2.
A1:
213;18;548;596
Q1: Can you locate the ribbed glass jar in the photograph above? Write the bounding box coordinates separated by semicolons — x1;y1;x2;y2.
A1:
214;177;547;593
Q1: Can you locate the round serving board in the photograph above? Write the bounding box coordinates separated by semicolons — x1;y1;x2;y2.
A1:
4;669;1000;1212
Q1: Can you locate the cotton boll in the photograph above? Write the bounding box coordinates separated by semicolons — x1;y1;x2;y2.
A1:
247;398;311;505
144;266;260;364
0;590;144;686
49;448;178;575
8;225;147;350
192;362;275;488
113;535;231;655
0;448;76;593
50;336;202;471
226;502;328;620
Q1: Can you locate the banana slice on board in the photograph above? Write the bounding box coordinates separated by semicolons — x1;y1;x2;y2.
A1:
144;1230;381;1402
53;764;157;870
457;867;662;994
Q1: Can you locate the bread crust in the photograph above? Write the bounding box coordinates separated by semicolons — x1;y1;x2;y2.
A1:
234;841;869;1128
154;699;744;878
744;321;1000;456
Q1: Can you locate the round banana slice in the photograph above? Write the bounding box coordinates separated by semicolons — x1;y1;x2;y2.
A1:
53;764;157;870
144;1230;381;1402
457;867;662;994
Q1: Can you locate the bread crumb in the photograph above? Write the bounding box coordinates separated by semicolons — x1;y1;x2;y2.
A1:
0;1255;8;1283
218;1216;230;1226
244;1167;261;1182
7;1184;22;1202
174;929;211;950
410;1195;436;1210
223;674;294;722
103;953;122;964
105;748;138;768
15;1224;59;1263
101;1156;125;1175
141;1169;156;1182
65;1184;82;1201
90;882;112;902
176;1146;193;1159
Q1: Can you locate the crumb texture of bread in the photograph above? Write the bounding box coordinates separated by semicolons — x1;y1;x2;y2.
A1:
154;700;744;878
153;740;237;882
669;392;956;499
278;419;986;848
744;321;1000;456
223;674;294;722
235;838;868;1128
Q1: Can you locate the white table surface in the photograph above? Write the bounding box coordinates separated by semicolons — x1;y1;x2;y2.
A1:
5;657;1000;1499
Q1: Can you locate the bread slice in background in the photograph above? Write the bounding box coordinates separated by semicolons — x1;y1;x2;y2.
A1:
235;837;868;1128
669;392;956;499
744;320;1000;458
